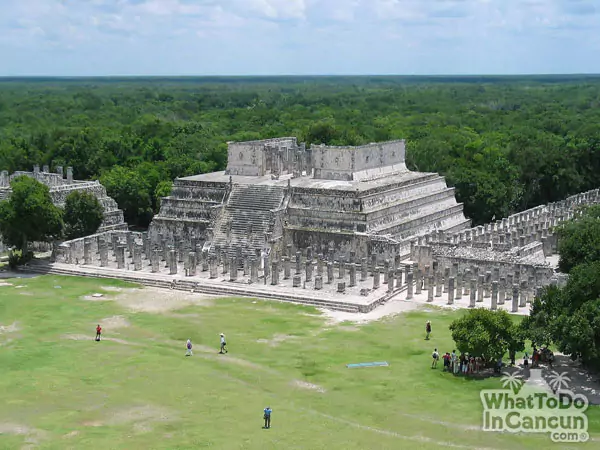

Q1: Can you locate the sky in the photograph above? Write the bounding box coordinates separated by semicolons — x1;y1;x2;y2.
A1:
1;0;600;76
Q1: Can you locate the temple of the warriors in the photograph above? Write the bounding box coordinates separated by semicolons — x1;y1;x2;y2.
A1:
40;138;600;314
149;138;471;261
0;165;127;233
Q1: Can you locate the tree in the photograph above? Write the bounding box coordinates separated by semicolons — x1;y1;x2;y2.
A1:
63;191;104;240
449;308;524;362
556;205;600;273
0;175;63;252
154;180;172;212
100;166;153;227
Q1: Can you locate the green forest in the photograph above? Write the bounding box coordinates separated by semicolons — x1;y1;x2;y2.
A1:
1;76;599;228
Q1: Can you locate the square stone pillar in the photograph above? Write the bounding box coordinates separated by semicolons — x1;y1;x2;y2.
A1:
83;238;92;265
427;276;434;302
169;250;178;275
99;240;109;267
406;272;414;300
469;279;477;307
519;280;528;307
133;243;143;271
337;282;346;293
435;271;442;297
349;263;357;287
295;252;302;275
305;260;313;282
317;255;324;277
230;256;237;281
263;255;270;278
66;166;73;184
293;275;301;287
116;245;126;269
151;249;160;273
491;281;499;311
415;269;422;295
447;277;455;305
361;258;368;281
314;275;323;290
512;285;519;312
484;271;492;298
498;277;506;305
373;268;380;289
306;246;313;262
387;270;395;293
188;252;197;276
464;269;471;295
209;256;218;279
327;262;333;284
339;256;346;279
250;258;258;283
477;275;484;302
423;265;430;290
271;261;279;285
201;250;209;272
395;269;402;290
284;257;291;280
443;267;450;293
455;270;463;299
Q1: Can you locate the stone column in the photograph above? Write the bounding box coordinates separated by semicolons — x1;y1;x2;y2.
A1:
327;262;334;284
271;261;279;285
395;269;402;290
116;245;126;269
142;232;149;259
337;282;346;293
349;263;357;287
455;270;463;299
387;270;395;293
243;256;249;276
469;279;476;307
314;275;323;290
464;269;471;295
491;281;499;311
306;246;313;262
305;260;313;282
66;166;73;184
528;276;536;303
162;239;169;265
383;260;390;285
406;272;414;300
83;238;92;265
295;252;302;275
443;267;450;293
293;275;301;287
99;240;109;267
370;254;377;276
187;252;197;276
339;257;346;279
415;268;422;295
427;276;434;302
373;269;380;289
284;257;291;280
222;254;229;275
169;250;178;275
263;255;270;278
250;258;258;283
519;281;528;307
435;271;442;297
133;243;143;271
447;277;455;305
317;256;324;277
201;250;209;272
477;275;484;302
512;285;519;313
150;249;160;273
361;258;368;281
498;277;506;305
484;271;492;298
209;256;218;279
230;255;238;281
424;265;430;290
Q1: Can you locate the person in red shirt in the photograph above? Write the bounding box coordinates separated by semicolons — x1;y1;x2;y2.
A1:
95;324;102;342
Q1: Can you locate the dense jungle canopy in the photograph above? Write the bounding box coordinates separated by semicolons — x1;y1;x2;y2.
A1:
1;75;599;227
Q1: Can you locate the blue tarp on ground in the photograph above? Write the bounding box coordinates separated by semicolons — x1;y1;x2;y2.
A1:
346;361;389;368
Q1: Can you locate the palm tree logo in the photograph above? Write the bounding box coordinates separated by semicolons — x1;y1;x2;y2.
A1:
548;371;571;392
501;370;524;394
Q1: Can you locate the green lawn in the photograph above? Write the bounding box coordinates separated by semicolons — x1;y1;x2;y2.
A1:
0;275;598;449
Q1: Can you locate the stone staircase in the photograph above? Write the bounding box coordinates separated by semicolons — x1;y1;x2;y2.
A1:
210;184;286;255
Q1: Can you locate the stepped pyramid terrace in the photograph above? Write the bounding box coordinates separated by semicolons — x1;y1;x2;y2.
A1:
45;138;600;314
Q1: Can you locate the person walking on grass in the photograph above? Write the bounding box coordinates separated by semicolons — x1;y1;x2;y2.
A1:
425;321;431;340
431;348;439;369
263;406;272;429
95;324;102;342
219;333;228;354
186;339;193;356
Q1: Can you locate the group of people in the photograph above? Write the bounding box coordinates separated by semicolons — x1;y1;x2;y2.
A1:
520;346;555;369
431;349;488;375
185;333;228;356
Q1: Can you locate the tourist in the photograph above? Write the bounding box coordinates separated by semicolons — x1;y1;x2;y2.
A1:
523;352;529;369
548;351;555;369
425;321;431;340
431;348;439;369
451;350;459;374
95;324;102;342
462;354;469;374
475;356;481;373
509;349;516;367
219;333;228;354
468;355;475;374
443;352;451;372
263;406;272;429
533;350;539;368
186;339;193;356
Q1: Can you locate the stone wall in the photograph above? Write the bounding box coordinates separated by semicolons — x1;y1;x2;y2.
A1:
225;137;299;176
312;140;407;181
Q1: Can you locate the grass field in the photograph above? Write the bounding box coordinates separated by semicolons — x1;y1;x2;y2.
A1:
0;274;599;449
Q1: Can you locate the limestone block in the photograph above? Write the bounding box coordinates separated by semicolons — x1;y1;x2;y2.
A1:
337;282;346;293
314;275;323;290
293;275;301;288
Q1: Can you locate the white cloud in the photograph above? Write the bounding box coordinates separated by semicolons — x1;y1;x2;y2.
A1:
0;0;598;75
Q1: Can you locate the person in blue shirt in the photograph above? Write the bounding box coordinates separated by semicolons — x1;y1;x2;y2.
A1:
263;406;272;429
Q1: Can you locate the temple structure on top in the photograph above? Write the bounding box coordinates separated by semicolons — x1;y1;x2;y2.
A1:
148;138;471;261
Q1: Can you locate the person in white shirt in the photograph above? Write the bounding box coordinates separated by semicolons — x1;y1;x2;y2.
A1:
186;339;193;356
219;333;228;354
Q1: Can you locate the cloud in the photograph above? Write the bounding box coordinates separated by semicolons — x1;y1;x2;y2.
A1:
0;0;598;75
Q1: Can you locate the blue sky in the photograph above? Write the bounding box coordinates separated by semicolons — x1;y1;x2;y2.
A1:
1;0;599;76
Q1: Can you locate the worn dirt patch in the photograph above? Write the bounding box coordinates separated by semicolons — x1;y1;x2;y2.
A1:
0;322;19;334
0;422;48;445
62;333;140;346
292;380;326;393
81;405;176;434
0;282;13;287
256;334;296;347
321;298;422;325
99;315;130;330
80;286;217;313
